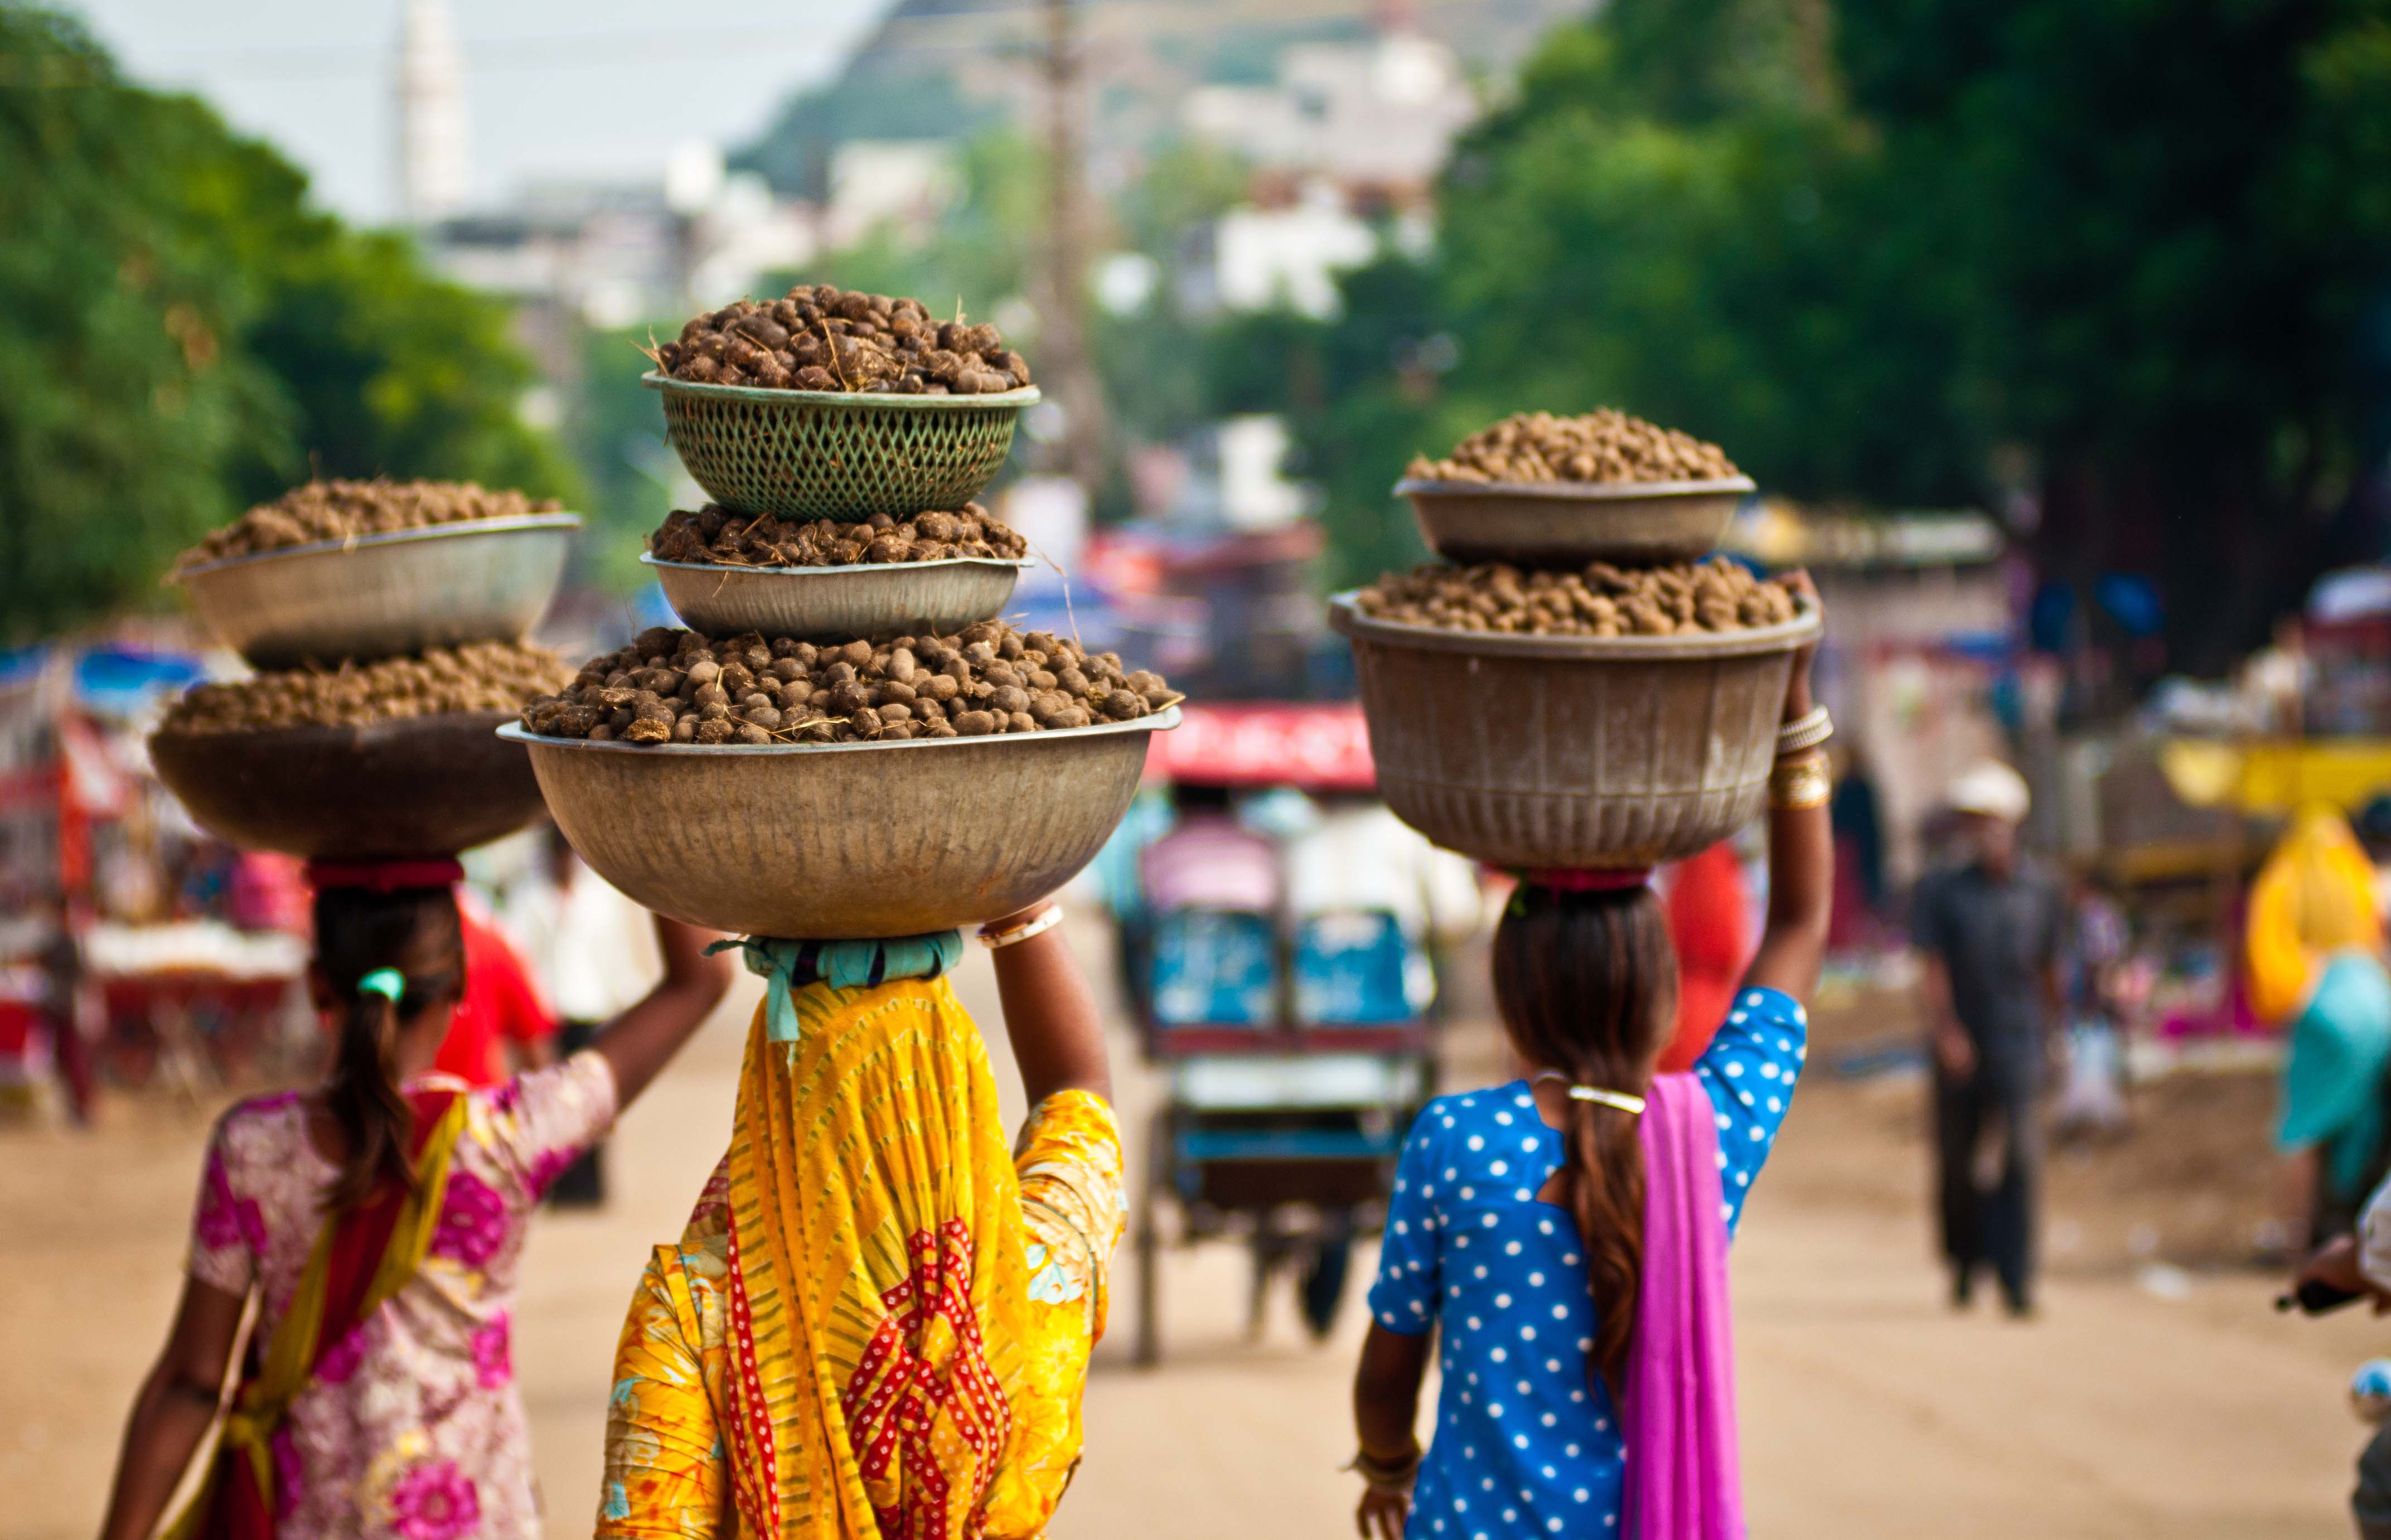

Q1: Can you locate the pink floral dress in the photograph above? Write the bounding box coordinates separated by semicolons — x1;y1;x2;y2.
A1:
189;1053;617;1540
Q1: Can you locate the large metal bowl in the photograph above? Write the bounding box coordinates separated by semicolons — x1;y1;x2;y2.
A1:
149;711;547;859
1396;476;1755;568
644;371;1037;521
500;706;1179;938
172;515;579;668
642;553;1030;641
1329;595;1818;868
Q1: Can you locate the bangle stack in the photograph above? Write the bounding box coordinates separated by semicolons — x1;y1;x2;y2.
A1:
1770;705;1833;810
977;903;1063;950
1346;1444;1423;1494
1776;704;1833;756
1770;750;1832;810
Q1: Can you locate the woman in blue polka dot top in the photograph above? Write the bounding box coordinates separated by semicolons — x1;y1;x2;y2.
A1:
1348;593;1831;1540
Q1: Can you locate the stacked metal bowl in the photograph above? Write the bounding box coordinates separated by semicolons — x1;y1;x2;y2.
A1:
1335;466;1809;869
502;369;1172;940
153;514;579;859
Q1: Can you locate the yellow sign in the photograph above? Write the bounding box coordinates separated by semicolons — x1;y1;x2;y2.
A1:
2158;738;2391;813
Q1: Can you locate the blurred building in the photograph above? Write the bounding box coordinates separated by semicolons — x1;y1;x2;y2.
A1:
394;0;471;224
1180;28;1475;199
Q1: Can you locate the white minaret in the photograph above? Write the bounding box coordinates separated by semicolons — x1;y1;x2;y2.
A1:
395;0;470;223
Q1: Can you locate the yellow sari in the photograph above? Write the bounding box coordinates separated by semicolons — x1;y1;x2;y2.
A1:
601;977;1124;1540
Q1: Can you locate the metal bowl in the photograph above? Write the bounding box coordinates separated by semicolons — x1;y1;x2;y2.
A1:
1396;476;1755;568
149;711;547;859
643;371;1037;521
501;706;1179;939
642;553;1030;641
1329;595;1818;868
172;515;579;669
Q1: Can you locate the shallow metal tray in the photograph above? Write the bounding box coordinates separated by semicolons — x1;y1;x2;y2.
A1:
642;553;1029;641
1395;476;1755;568
173;514;578;667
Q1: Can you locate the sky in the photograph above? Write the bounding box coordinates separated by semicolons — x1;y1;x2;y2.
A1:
62;0;895;223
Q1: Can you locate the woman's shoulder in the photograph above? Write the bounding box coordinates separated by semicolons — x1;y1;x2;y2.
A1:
1413;1082;1537;1139
209;1089;308;1156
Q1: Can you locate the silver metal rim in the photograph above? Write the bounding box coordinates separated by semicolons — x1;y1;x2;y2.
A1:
1394;476;1755;502
500;704;1181;757
638;553;1035;579
171;513;583;582
641;371;1040;409
1328;592;1819;660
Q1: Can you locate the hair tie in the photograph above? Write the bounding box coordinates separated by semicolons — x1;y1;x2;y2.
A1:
356;968;406;1004
1522;867;1653;893
1533;1071;1645;1115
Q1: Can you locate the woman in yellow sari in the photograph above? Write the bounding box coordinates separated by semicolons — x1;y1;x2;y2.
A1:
598;899;1125;1540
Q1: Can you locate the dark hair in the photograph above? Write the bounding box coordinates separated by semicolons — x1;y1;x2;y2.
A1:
313;885;464;1212
1489;883;1677;1391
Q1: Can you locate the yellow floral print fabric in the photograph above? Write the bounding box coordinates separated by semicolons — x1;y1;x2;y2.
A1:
599;979;1124;1540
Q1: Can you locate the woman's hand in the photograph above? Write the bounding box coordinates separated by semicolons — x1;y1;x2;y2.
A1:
2297;1234;2391;1311
1779;568;1820;722
1356;1478;1414;1540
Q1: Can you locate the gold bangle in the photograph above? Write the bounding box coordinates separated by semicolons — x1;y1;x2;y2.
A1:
979;903;1063;949
1769;749;1831;810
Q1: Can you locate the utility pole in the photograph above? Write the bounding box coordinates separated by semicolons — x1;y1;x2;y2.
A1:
1042;0;1110;496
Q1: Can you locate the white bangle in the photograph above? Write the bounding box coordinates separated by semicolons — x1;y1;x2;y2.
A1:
979;904;1063;950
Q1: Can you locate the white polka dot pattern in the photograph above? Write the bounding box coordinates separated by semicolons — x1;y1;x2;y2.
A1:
1362;986;1807;1538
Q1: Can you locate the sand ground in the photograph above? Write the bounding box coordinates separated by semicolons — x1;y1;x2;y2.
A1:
6;911;2383;1538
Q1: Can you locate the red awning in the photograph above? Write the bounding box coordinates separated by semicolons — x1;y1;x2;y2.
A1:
1145;701;1376;791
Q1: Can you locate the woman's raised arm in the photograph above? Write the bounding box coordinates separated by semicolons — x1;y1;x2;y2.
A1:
985;900;1112;1108
1740;571;1833;1005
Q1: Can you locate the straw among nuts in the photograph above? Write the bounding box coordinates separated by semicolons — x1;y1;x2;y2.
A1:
649;503;1027;568
522;622;1179;746
176;479;567;569
1406;410;1737;486
1356;558;1801;637
652;284;1031;396
161;642;572;733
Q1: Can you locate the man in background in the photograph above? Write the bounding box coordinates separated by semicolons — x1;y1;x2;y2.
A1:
1912;760;2063;1318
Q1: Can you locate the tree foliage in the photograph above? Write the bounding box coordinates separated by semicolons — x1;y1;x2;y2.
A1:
1218;0;2391;669
0;7;574;645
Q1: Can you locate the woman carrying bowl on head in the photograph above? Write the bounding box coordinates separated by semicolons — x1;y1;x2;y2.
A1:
1347;576;1832;1540
594;894;1123;1540
96;860;733;1540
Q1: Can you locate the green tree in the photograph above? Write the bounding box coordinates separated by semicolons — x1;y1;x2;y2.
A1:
0;8;288;642
0;6;575;644
1248;0;2391;666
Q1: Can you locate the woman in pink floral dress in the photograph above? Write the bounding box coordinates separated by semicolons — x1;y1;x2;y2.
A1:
98;864;732;1540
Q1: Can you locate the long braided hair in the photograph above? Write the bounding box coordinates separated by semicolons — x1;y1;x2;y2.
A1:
1489;882;1677;1391
313;884;464;1212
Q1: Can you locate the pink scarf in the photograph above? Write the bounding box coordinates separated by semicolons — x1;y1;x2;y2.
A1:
1622;1071;1745;1539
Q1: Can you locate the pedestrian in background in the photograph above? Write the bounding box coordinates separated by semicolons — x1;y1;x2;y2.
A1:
1912;760;2061;1318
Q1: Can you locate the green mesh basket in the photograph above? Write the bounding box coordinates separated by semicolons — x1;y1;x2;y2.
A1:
645;372;1036;519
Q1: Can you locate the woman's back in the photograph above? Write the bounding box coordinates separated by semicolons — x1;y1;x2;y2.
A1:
1367;989;1807;1538
190;1054;614;1539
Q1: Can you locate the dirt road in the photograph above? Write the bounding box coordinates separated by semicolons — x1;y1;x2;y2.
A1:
6;913;2383;1538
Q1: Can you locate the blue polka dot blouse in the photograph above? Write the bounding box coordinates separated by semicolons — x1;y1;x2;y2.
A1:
1366;987;1808;1539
